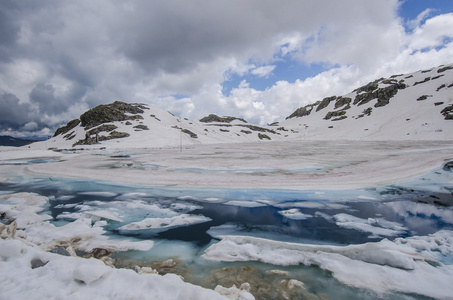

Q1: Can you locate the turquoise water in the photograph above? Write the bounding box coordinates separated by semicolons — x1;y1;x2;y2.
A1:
1;160;452;299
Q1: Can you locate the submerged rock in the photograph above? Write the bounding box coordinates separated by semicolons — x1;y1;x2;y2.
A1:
200;266;318;300
443;161;453;171
49;247;71;256
84;247;113;259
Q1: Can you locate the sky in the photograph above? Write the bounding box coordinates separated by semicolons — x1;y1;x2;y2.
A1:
0;0;452;138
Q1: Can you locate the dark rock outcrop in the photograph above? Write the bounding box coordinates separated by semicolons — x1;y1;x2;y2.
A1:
54;119;80;137
441;105;453;120
334;97;352;109
258;133;271;140
238;124;277;134
316;96;337;112
417;95;430;101
287;77;406;120
286;103;319;119
80;101;146;129
353;80;379;94
200;114;247;123
438;66;453;73
324;110;346;120
49;247;71;256
133;125;149;131
172;126;198;138
413;77;431;86
73;130;130;146
88;124;118;135
437;84;446;91
181;128;198;138
354;82;406;107
443;161;453;171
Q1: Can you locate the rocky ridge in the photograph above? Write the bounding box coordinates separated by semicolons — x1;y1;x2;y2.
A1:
279;63;453;140
46;63;453;149
50;102;284;149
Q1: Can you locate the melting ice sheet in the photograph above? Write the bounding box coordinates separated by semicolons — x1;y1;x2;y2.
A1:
1;145;453;299
1;174;453;299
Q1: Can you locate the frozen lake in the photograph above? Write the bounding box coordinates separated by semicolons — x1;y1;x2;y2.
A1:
1;140;453;299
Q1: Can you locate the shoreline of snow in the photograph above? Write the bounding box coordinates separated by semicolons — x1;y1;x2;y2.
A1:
0;238;253;300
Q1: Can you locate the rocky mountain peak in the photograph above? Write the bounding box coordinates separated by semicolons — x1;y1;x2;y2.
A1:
79;101;149;129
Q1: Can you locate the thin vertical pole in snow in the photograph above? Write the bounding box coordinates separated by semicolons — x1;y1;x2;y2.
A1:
180;130;182;152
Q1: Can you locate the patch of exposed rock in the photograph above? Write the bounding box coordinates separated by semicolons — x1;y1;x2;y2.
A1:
353;80;406;107
80;101;147;129
441;105;453;120
73;130;130;146
286;77;406;120
286;103;319;119
54;119;81;137
200;114;247;124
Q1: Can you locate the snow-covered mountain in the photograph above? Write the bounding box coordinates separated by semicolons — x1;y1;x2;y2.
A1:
279;64;453;140
44;101;286;149
42;64;453;149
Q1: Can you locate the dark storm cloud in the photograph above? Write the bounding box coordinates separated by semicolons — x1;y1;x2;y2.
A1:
0;0;451;136
29;83;62;114
0;1;21;62
0;92;36;129
108;1;322;73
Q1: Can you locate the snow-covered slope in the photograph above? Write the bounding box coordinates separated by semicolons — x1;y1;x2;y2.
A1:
39;102;285;150
279;64;453;140
35;64;453;150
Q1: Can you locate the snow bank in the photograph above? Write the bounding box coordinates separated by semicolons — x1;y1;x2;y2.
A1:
0;192;254;299
203;233;453;299
0;238;253;300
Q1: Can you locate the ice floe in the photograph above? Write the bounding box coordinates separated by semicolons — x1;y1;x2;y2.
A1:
224;200;268;208
203;233;453;299
78;191;119;197
279;209;313;220
333;213;407;238
118;214;212;231
83;210;123;222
